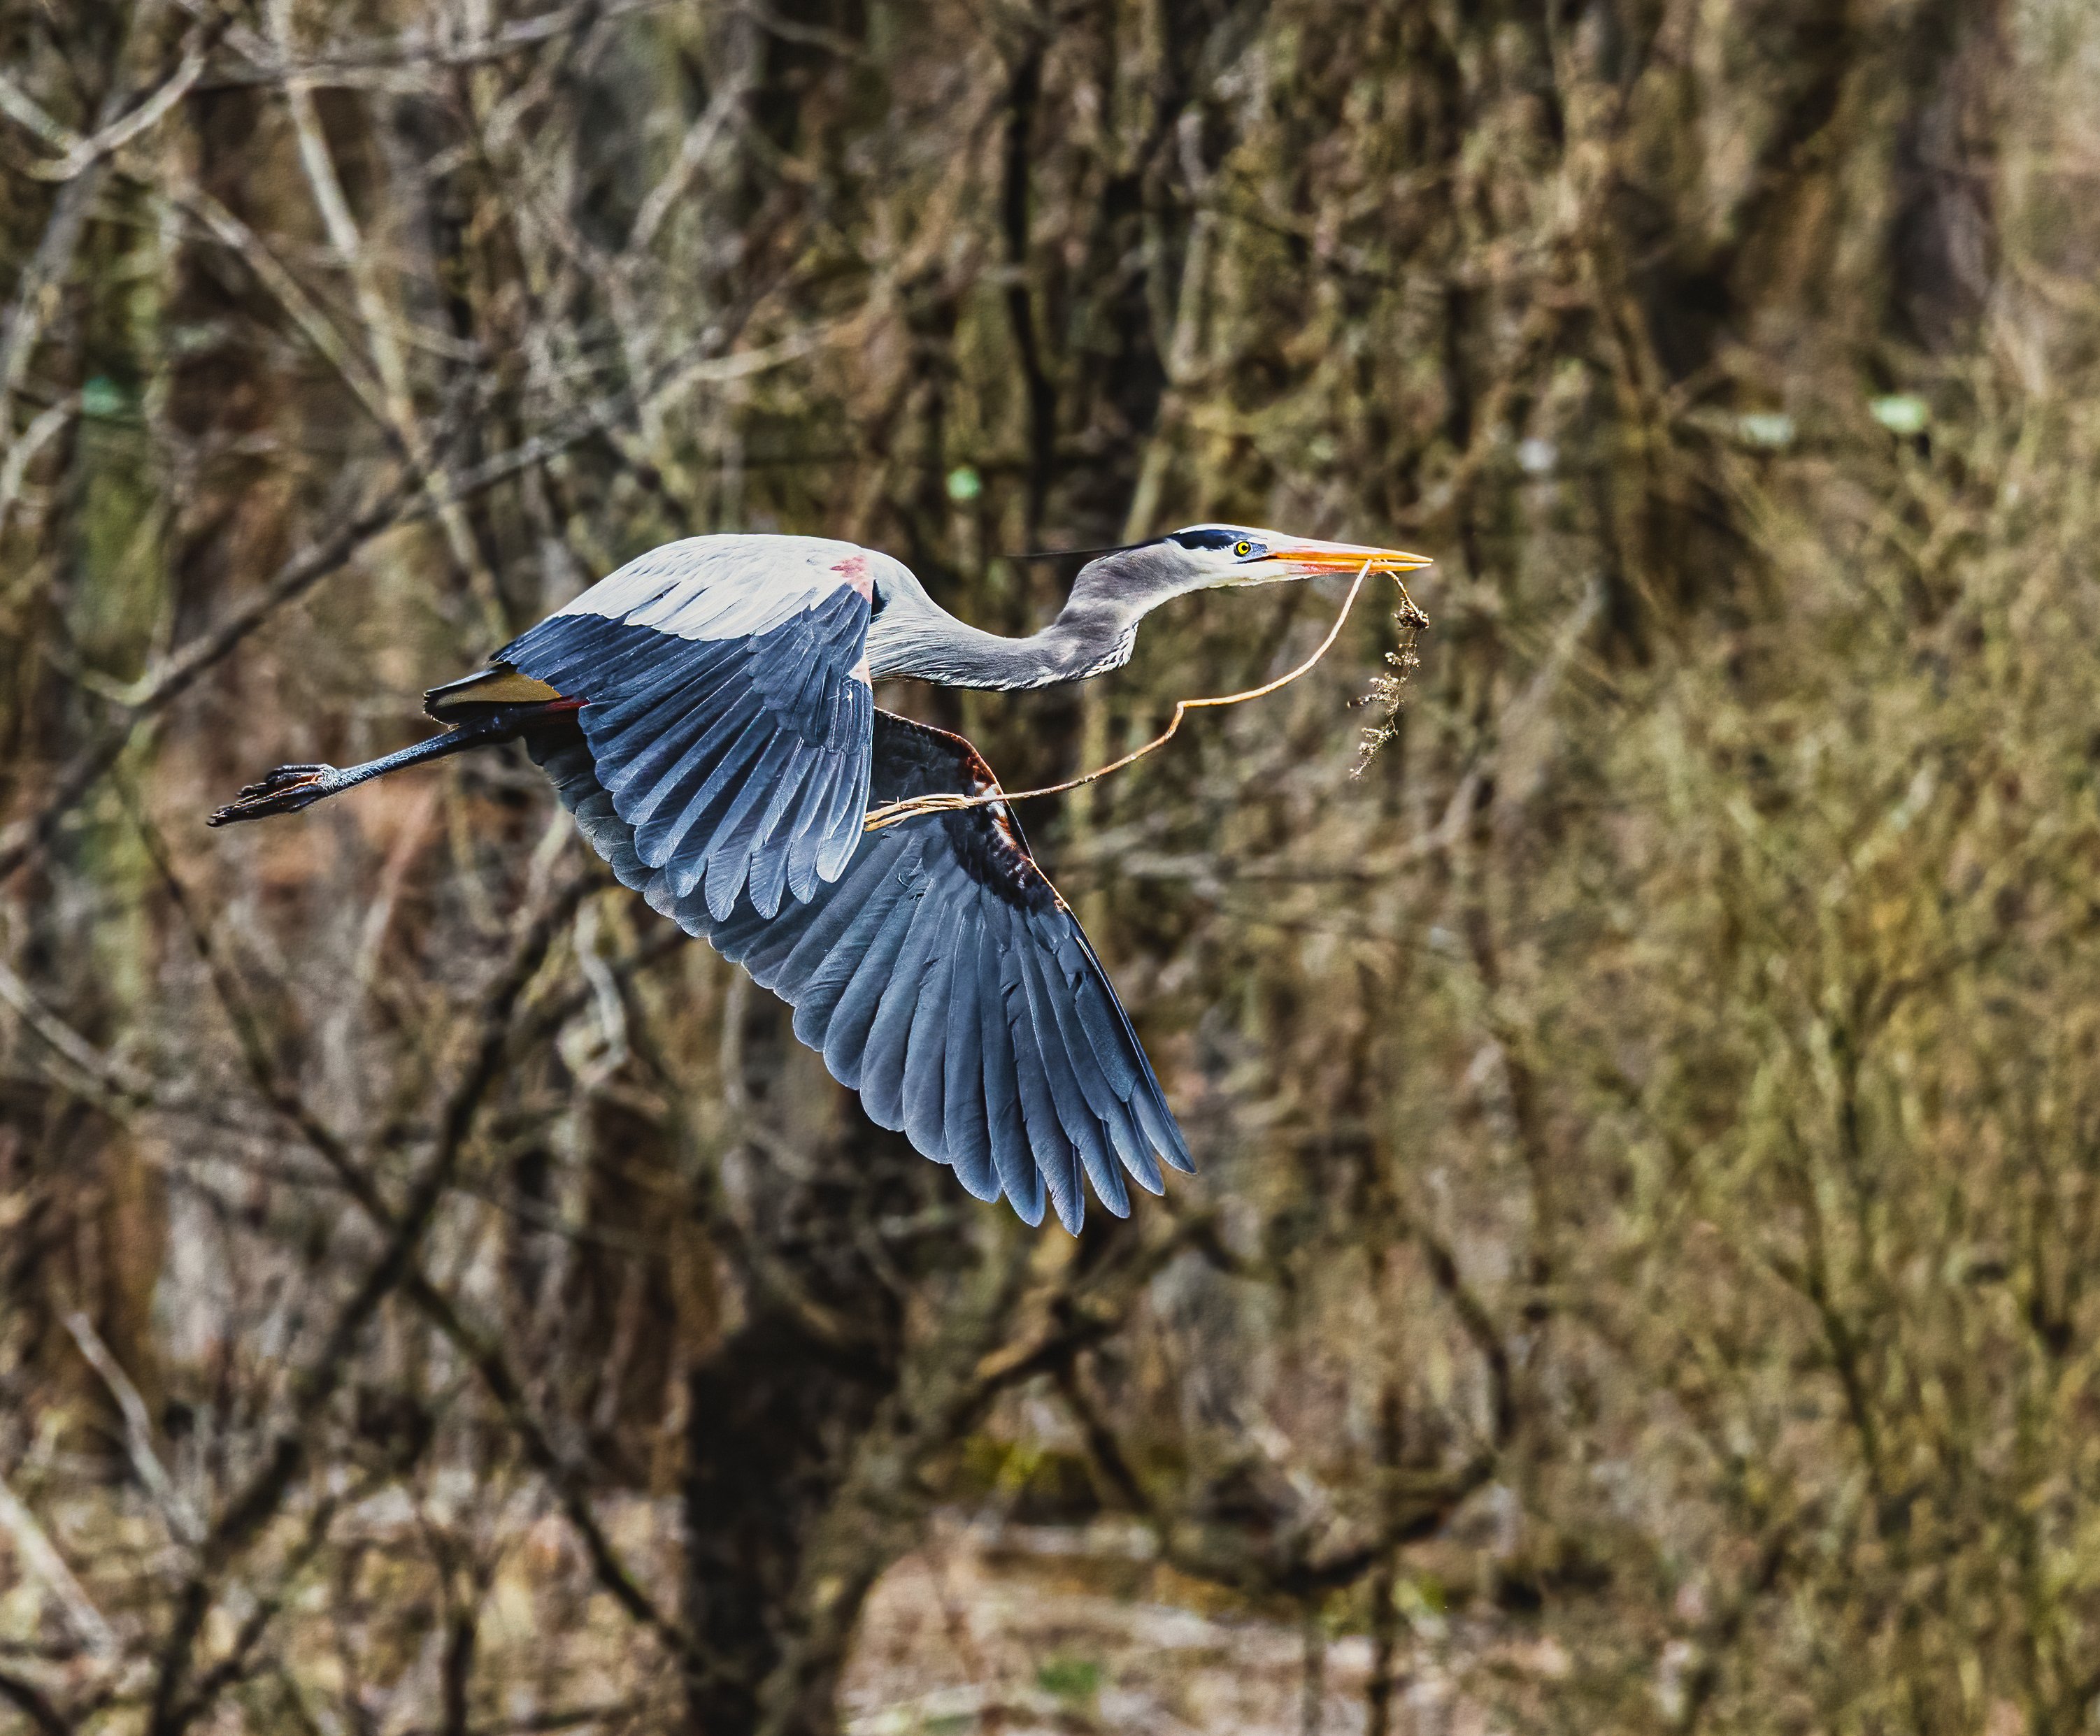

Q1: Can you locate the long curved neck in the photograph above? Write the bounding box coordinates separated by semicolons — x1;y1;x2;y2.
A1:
865;547;1186;691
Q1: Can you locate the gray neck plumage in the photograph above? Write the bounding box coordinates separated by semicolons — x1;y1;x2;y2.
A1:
865;544;1197;691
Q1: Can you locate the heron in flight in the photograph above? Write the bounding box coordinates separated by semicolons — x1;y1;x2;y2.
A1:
211;526;1431;1229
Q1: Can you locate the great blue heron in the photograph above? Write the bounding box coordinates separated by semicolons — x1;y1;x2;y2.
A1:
210;526;1431;1229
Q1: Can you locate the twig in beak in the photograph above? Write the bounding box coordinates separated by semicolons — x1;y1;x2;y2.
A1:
1352;575;1432;773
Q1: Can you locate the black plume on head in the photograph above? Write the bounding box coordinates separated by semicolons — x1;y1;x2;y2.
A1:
1010;526;1246;564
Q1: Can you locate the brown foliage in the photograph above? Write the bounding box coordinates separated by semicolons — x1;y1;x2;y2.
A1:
4;1;2099;1732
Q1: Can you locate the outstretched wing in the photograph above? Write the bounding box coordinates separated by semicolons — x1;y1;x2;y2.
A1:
471;536;877;921
527;710;1192;1231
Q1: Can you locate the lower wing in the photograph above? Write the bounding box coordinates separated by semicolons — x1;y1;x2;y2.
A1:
528;709;1192;1230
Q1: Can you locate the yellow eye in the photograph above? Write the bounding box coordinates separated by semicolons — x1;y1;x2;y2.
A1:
1234;540;1255;557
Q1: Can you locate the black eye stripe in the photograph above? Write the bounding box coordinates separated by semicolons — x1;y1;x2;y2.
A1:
1168;527;1239;550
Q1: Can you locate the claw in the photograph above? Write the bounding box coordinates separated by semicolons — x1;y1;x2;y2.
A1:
207;764;340;827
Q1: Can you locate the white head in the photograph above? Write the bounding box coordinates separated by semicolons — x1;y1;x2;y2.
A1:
1159;522;1431;581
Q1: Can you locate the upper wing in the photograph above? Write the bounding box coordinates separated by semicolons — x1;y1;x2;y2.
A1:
528;708;1192;1230
487;536;877;921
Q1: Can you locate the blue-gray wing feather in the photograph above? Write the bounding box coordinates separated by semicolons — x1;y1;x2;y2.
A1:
503;583;871;919
527;708;1190;1228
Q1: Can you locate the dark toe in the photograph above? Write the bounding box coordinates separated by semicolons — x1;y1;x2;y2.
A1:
207;766;336;827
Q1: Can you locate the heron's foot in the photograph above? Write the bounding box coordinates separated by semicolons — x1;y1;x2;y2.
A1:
206;764;339;827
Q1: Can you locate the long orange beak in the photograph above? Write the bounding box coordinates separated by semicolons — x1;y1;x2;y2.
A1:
1242;537;1433;584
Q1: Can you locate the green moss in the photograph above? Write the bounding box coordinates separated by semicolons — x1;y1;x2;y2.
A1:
1035;1655;1102;1701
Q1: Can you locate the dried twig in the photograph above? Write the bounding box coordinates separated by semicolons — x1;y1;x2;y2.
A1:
27;31;210;183
1352;594;1432;773
0;1667;73;1736
269;0;505;631
62;1314;204;1547
0;1472;117;1661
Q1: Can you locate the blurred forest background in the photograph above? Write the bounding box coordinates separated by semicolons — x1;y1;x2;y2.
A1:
6;0;2100;1733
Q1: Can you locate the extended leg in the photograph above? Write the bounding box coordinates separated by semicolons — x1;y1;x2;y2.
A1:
207;710;533;827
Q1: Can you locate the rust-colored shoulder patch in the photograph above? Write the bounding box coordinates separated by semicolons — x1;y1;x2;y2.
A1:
957;749;1055;903
956;744;1001;799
